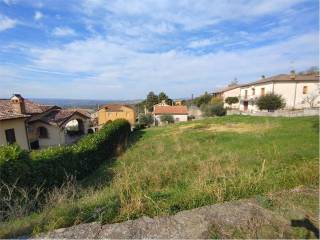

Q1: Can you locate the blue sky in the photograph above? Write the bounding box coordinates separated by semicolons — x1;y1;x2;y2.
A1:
0;0;319;100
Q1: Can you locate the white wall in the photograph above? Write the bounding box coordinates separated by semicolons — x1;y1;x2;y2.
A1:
239;83;273;112
28;121;65;148
154;114;188;125
223;87;240;109
238;81;320;111
0;118;29;150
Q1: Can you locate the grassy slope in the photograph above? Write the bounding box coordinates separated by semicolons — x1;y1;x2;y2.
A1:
1;116;319;237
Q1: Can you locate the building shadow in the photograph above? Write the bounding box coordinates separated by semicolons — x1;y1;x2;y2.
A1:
291;217;319;239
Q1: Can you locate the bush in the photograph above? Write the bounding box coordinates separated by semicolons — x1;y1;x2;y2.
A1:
138;113;154;127
160;115;174;124
256;93;285;111
0;119;131;188
210;96;223;105
225;97;239;107
201;103;226;117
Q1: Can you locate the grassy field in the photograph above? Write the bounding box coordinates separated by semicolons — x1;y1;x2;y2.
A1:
0;115;319;238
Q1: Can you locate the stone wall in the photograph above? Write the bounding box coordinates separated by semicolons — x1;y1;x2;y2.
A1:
227;108;319;117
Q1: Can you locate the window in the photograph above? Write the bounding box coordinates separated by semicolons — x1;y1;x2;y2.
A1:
244;90;248;98
27;125;33;133
303;86;308;94
5;129;16;144
261;88;265;96
252;88;255;95
38;126;48;138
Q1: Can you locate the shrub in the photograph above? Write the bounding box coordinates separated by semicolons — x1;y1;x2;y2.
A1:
138;113;154;127
225;97;239;107
201;103;226;117
257;93;285;111
210;96;223;105
160;115;174;124
0;119;131;188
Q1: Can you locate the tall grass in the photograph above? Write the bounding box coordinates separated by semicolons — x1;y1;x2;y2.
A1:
0;116;318;238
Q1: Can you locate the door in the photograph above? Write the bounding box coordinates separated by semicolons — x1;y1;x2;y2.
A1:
243;101;248;111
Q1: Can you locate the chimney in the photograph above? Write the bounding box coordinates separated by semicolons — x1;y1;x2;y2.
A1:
10;94;26;114
290;70;296;80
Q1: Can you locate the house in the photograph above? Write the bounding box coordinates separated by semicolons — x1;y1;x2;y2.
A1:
213;84;241;109
0;94;91;150
0;95;30;150
27;108;91;149
97;104;136;127
213;71;320;112
153;103;188;125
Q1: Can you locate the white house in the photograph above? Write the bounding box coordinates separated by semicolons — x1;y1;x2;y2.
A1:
213;84;241;109
153;102;188;125
0;94;91;150
213;71;320;112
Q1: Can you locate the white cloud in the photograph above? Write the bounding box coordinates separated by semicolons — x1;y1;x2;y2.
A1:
2;0;15;5
21;31;317;99
82;0;305;30
188;38;227;48
0;15;17;31
52;27;77;37
34;11;44;21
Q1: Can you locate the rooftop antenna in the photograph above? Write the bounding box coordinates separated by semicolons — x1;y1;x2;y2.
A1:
290;60;295;72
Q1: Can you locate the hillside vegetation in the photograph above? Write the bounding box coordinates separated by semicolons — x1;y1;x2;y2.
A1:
1;116;318;238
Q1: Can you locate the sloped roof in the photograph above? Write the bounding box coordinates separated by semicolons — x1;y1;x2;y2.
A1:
241;72;319;87
213;72;319;94
154;105;188;115
29;109;90;126
213;84;241;94
101;104;134;112
0;99;30;120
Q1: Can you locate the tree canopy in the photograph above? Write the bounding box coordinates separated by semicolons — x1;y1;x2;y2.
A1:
256;93;285;111
225;97;239;106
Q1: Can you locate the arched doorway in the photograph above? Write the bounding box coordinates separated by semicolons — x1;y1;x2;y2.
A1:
65;119;85;144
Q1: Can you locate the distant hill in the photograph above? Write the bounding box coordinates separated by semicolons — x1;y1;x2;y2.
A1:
30;98;142;110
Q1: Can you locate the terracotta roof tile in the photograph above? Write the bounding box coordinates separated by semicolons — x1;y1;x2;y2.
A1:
102;104;134;112
0;99;30;120
154;105;188;115
30;109;90;126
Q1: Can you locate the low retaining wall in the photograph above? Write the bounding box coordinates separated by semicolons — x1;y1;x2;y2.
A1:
227;108;319;117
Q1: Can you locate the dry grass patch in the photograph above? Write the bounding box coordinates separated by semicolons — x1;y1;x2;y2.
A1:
180;122;277;133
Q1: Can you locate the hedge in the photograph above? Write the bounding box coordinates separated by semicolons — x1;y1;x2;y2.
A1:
0;119;131;188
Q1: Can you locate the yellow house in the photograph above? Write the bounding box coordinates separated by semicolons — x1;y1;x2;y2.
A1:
97;104;136;127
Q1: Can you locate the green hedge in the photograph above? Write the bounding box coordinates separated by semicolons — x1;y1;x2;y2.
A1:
0;119;131;188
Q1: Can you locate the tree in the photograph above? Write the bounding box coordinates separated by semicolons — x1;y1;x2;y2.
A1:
138;113;154;127
210;96;223;105
146;91;159;112
166;98;173;105
158;92;168;102
225;97;239;107
194;92;212;107
256;93;285;111
201;103;226;117
228;78;238;87
302;84;320;108
160;115;174;124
